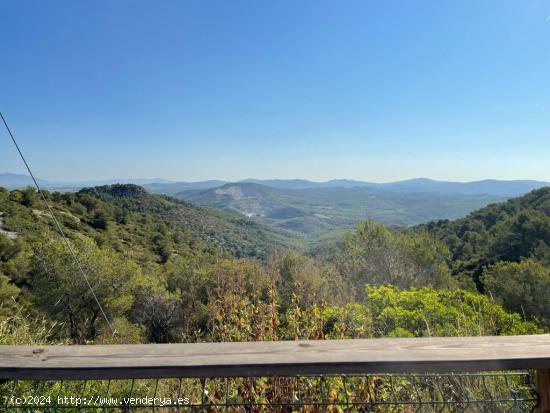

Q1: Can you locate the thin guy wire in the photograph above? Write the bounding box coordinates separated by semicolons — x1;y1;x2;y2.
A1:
79;380;88;413
102;380;112;413
0;111;115;335
151;378;159;413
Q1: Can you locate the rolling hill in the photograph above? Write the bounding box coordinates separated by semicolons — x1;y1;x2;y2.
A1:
146;177;549;196
175;182;509;234
0;172;51;188
0;183;301;261
4;173;548;237
241;178;550;195
77;185;303;258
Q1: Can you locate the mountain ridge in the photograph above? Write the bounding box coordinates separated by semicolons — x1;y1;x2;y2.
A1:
2;172;548;196
175;182;514;234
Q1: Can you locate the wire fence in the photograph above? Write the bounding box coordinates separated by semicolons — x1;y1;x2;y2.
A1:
0;371;537;412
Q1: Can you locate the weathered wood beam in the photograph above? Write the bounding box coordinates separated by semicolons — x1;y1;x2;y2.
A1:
0;334;549;380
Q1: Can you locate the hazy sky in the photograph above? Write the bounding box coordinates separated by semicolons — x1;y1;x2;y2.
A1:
1;0;550;182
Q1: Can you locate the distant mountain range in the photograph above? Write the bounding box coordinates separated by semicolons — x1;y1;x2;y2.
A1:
3;172;549;234
174;182;508;233
146;177;550;197
0;172;550;197
0;173;172;190
0;172;51;188
2;172;548;197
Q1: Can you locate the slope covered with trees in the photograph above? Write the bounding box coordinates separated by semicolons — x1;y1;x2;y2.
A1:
0;184;548;347
418;187;550;325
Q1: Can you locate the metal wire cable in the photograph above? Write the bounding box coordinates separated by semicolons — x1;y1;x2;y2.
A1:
0;111;115;335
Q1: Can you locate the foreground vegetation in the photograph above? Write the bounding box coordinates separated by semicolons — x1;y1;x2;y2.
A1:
1;184;548;412
419;187;550;325
0;184;548;345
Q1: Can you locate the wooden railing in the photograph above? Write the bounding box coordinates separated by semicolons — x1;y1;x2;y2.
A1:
1;334;550;411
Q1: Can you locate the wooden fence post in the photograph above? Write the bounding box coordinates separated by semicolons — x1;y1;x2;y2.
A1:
537;369;550;413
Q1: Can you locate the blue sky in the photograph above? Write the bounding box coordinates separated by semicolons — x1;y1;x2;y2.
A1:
1;0;550;182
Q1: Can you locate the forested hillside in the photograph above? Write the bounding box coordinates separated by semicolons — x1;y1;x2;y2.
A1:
176;182;506;233
419;187;550;324
0;184;547;346
77;184;302;259
0;184;306;342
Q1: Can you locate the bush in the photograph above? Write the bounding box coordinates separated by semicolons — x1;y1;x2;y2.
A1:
483;259;550;326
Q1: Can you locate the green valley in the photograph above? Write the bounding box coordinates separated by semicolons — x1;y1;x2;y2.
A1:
175;182;507;234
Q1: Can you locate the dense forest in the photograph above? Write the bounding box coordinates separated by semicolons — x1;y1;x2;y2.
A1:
419;187;550;324
0;184;548;346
